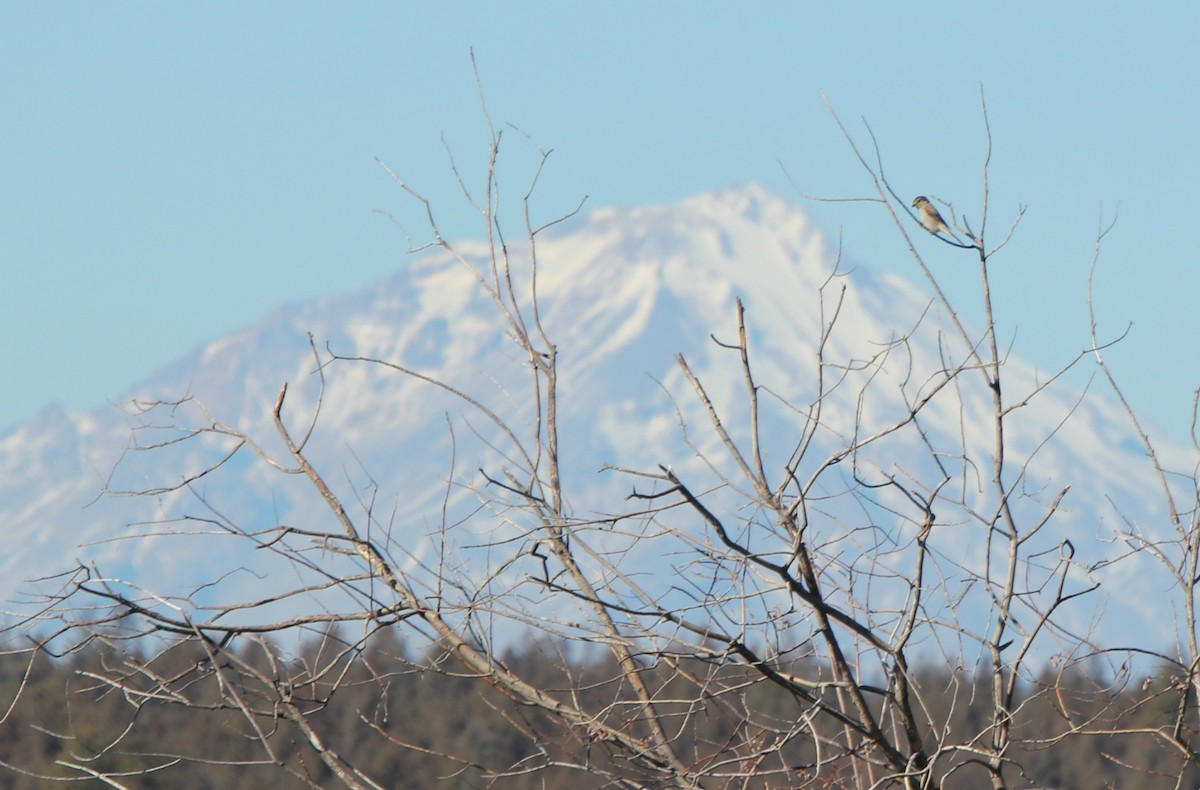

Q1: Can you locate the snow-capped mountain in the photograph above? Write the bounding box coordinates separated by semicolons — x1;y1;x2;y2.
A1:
2;185;1188;654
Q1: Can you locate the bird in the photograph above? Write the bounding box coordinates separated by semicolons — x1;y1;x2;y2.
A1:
912;196;959;241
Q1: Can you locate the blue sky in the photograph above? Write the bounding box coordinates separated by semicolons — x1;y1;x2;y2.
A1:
2;3;1197;446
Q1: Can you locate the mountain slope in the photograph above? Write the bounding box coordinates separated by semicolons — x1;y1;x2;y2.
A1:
2;184;1186;653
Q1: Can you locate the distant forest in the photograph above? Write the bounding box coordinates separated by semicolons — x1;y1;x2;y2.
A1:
0;633;1193;789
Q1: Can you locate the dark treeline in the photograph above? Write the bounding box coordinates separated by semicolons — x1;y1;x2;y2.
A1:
0;632;1193;788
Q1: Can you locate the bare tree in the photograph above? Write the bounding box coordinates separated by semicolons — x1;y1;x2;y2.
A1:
7;83;1190;789
1001;209;1200;787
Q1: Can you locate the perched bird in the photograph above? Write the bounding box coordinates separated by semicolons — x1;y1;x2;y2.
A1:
912;195;959;241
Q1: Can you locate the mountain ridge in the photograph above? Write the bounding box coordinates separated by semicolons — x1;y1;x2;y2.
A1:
3;184;1185;654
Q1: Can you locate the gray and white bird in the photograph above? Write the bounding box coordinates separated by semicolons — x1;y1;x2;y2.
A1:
912;196;958;241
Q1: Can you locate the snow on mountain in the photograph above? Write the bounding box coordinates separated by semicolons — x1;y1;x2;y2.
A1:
1;184;1189;654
